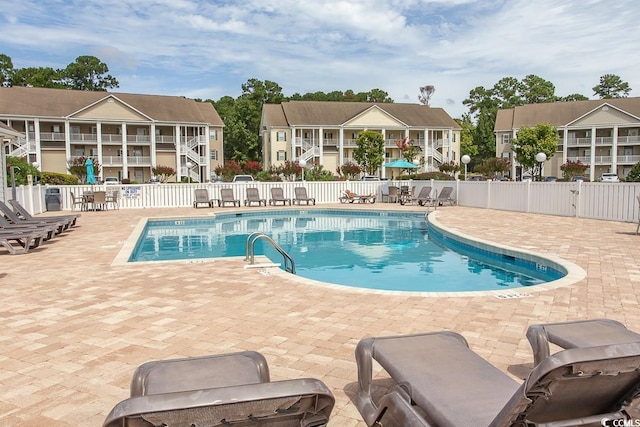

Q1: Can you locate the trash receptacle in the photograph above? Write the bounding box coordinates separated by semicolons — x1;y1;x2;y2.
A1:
45;187;62;211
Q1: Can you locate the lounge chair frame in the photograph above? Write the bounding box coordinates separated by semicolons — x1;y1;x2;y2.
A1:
355;331;640;427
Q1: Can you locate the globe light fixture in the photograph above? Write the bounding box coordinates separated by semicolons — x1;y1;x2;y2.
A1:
186;161;193;184
535;152;547;182
299;159;307;181
461;155;471;181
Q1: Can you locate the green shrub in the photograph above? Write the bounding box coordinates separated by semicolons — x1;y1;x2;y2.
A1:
40;172;79;185
626;162;640;182
398;171;452;180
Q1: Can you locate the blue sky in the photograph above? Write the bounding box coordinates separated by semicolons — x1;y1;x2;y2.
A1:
2;0;639;118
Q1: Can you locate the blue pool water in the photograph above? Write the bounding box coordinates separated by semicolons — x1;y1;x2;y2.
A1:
129;210;564;292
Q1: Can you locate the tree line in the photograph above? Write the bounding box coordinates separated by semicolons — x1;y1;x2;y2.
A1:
1;53;633;177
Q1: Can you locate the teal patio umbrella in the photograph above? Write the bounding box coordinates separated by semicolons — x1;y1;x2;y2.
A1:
85;158;97;184
383;159;419;169
383;159;418;178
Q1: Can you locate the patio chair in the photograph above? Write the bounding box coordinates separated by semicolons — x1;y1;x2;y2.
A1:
9;199;80;227
244;187;266;207
355;331;640;427
89;191;108;211
0;200;69;233
526;318;640;366
106;190;120;210
218;188;240;207
193;188;214;208
70;191;86;211
269;187;291;206
410;186;433;206
103;351;335;427
293;187;315;205
387;185;399;203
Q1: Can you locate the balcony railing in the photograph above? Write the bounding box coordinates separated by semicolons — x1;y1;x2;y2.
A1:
32;132;65;141
69;133;98;142
102;134;123;143
126;135;151;144
127;156;151;165
101;156;124;166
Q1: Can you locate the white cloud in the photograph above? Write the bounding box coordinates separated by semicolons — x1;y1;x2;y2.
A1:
2;0;640;117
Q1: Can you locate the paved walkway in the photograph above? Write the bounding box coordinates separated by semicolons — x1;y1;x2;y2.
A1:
1;204;639;426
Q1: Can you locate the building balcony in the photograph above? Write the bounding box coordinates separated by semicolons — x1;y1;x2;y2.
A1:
101;156;124;166
617;154;640;164
32;132;65;141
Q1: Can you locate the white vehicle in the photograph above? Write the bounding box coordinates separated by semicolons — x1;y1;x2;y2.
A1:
104;177;121;185
599;173;620;183
231;175;255;182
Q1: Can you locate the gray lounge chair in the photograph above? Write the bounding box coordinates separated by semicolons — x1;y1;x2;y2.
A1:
410;186;432;206
245;187;266;206
0;201;67;233
431;186;455;207
103;351;334;427
218;188;240;207
526;318;640;366
193;188;215;208
9;199;80;227
269;187;291;206
0;213;57;240
293;187;315;205
355;331;640;427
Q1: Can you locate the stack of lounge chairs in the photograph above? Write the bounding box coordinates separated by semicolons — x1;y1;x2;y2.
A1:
0;200;79;255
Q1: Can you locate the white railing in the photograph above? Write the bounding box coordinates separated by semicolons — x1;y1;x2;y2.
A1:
69;133;98;142
126;135;151;144
5;180;640;225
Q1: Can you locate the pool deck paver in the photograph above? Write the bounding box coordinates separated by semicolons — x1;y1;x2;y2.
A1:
1;204;639;426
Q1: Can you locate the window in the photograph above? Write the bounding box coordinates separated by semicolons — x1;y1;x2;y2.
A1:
277;131;287;141
210;150;218;160
89;148;98;156
323;132;333;140
210;129;217;140
502;134;510;144
53;125;62;133
352;132;359;139
70;126;79;134
91;126;97;134
74;149;84;156
277;150;286;161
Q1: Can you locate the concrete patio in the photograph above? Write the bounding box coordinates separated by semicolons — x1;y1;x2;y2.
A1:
1;204;639;426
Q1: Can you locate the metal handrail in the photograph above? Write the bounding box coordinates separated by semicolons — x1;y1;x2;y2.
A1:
245;232;296;274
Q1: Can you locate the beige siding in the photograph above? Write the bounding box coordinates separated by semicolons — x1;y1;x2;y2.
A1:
346;109;404;127
572;108;637;127
156;152;177;182
74;99;150;120
41;150;69;175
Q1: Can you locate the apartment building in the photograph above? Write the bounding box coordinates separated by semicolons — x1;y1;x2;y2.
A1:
495;98;640;180
0;86;224;183
261;101;460;178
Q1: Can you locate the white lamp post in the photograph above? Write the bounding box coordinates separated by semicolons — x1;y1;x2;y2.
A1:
535;152;547;182
461;155;471;181
299;159;307;181
186;161;193;184
412;158;420;176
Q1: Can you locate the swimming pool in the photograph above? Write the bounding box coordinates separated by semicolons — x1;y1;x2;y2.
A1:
128;209;566;292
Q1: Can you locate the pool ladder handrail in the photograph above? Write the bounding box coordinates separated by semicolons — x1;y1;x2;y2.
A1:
245;232;296;274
